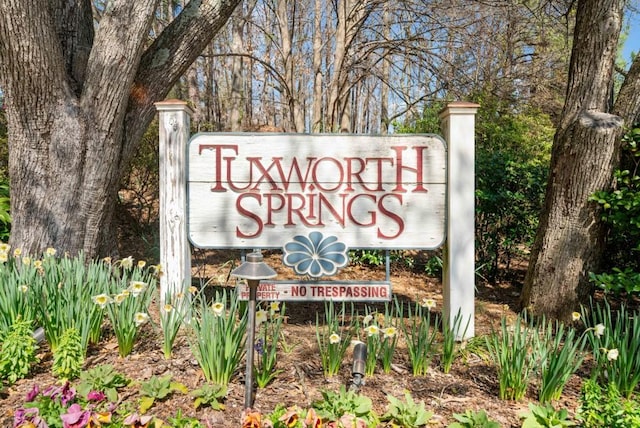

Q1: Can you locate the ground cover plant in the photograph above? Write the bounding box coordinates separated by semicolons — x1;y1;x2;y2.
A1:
1;249;640;427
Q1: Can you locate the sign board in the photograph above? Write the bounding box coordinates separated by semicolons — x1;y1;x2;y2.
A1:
188;134;446;250
236;281;391;302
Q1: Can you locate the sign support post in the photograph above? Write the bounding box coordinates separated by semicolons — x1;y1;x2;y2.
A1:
440;102;479;340
154;100;192;306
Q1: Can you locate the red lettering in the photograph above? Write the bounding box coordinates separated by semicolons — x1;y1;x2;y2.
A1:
199;144;238;192
235;193;263;238
377;194;405;239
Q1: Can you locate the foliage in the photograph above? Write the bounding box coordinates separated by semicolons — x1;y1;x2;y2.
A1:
534;319;585;403
190;289;247;386
51;327;84;380
0;317;38;385
362;308;382;376
519;403;576;427
447;409;500;428
105;272;156;358
254;301;285;388
379;301;399;373
0;246;38;339
316;301;355;377
312;385;378;426
474;99;553;281
381;390;433;427
191;382;227;410
486;314;536;401
577;378;640;428
582;299;640;398
0;180;10;242
589;126;640;294
399;299;439;376
349;249;386;267
160;287;190;359
442;310;470;374
139;374;188;414
77;364;129;403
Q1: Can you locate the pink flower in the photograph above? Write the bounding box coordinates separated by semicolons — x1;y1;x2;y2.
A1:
86;391;106;402
60;404;90;428
25;384;39;402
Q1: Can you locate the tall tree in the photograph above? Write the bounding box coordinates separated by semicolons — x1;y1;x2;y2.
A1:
521;0;640;319
0;0;241;257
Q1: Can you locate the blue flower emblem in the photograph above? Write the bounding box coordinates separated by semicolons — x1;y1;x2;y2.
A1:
283;232;349;278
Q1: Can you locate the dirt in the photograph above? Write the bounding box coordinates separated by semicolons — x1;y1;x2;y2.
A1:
0;249;583;427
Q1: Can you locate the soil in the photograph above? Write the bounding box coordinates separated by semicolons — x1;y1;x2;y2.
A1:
0;249;583;428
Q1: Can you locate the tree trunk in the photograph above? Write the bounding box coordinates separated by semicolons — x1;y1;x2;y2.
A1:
311;0;324;133
0;0;241;258
521;0;640;320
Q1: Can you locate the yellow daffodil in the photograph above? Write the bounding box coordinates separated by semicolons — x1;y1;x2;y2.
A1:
33;260;42;269
102;256;112;264
45;247;56;257
113;293;128;305
0;253;7;263
0;243;10;253
21;256;31;265
571;312;581;322
13;248;22;257
189;286;198;294
137;260;146;269
163;304;173;313
270;301;281;312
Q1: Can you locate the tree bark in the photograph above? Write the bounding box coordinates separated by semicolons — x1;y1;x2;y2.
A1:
0;0;241;257
521;0;640;320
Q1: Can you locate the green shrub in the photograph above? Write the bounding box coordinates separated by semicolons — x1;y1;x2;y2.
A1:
448;409;500;428
577;378;640;428
0;317;38;384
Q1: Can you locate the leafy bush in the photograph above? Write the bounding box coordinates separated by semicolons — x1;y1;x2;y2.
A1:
577;378;640;428
0;317;38;384
519;403;576;427
312;385;378;427
448;409;500;428
589;125;640;296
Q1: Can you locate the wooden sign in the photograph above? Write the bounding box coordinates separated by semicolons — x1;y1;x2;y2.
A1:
188;134;446;250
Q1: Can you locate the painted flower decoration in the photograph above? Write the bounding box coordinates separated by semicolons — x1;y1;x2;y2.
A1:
283;232;348;278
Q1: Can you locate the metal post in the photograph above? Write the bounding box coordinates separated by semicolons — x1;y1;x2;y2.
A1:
244;279;259;408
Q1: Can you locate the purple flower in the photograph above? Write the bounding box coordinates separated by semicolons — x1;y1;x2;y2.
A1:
43;382;76;406
86;391;106;402
254;338;265;355
13;407;47;428
25;384;40;402
60;404;90;428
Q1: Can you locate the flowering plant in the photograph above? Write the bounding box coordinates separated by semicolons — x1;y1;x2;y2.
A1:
316;301;355;377
399;300;439;376
254;302;285;388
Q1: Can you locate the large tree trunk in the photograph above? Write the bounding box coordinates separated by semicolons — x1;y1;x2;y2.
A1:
0;0;241;258
521;0;640;320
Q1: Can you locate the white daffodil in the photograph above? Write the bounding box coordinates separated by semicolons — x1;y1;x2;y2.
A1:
594;323;605;338
19;284;28;293
45;247;57;257
113;293;128;305
421;298;437;311
607;348;619;361
129;281;147;297
137;260;147;269
365;325;380;337
134;312;149;327
383;326;397;339
163;304;174;313
212;302;225;316
329;332;341;344
256;309;268;325
362;314;373;326
120;256;134;269
270;301;281;313
92;294;113;308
